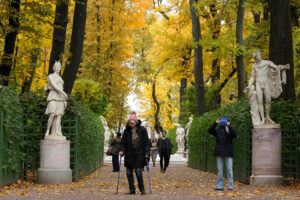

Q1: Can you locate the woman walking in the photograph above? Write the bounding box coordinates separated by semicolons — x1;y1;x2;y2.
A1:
111;132;122;172
150;138;158;167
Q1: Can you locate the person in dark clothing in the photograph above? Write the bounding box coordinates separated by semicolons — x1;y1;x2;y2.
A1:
157;130;173;173
208;118;237;191
119;111;150;195
111;132;122;172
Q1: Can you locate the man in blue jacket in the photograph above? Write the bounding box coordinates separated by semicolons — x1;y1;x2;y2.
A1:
208;117;237;191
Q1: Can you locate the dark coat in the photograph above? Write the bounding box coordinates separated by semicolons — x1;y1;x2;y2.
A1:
157;137;173;156
110;137;122;155
208;122;237;157
120;120;150;169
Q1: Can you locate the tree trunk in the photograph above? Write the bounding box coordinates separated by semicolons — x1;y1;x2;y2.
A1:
263;0;270;21
252;11;261;23
107;0;115;97
48;0;69;74
290;4;299;27
62;0;88;94
209;3;221;109
269;0;296;101
96;3;101;80
0;0;20;85
22;49;39;93
152;67;163;134
189;0;206;116
210;4;220;84
236;0;245;98
179;78;187;122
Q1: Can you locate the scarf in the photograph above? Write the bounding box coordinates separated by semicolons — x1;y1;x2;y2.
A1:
131;127;139;148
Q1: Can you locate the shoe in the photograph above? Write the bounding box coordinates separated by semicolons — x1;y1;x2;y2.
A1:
126;190;135;195
214;188;224;191
140;190;146;195
227;188;233;190
160;169;163;172
163;170;166;173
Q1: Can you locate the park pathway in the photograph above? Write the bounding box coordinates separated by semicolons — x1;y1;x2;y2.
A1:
0;164;299;200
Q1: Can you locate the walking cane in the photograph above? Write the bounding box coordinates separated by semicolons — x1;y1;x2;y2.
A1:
116;155;122;194
146;158;152;194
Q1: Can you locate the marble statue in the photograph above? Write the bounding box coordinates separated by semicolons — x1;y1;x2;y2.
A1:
103;121;111;150
185;117;193;141
176;124;185;152
44;61;68;140
100;116;106;125
244;50;290;126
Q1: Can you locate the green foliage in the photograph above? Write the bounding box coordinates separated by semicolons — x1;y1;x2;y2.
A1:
0;87;23;186
188;98;300;183
181;85;221;125
0;87;104;184
0;87;24;170
181;86;197;125
72;79;108;115
167;128;178;155
76;103;104;178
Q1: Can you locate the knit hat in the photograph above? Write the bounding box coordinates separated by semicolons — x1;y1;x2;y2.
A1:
116;132;122;136
128;111;138;123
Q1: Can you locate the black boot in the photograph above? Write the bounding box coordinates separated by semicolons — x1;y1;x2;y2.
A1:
140;189;146;195
126;190;135;195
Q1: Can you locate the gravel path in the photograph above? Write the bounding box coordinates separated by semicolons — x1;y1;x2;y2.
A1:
0;164;299;199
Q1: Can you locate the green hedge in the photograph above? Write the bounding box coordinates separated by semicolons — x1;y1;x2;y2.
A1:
167;128;178;154
0;87;23;186
0;87;105;185
188;98;300;183
75;103;104;180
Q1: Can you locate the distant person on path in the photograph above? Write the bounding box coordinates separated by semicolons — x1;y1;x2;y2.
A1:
119;111;150;195
157;130;173;173
150;138;158;167
111;132;122;172
208;118;237;191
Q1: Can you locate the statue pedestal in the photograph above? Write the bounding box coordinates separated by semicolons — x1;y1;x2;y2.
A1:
38;140;72;184
176;150;186;158
250;124;283;186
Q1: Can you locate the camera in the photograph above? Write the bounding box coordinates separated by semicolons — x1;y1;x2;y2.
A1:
220;117;228;126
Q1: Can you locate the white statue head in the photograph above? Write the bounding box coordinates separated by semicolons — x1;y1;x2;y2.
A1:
253;50;261;60
178;124;181;128
189;117;193;122
53;61;62;73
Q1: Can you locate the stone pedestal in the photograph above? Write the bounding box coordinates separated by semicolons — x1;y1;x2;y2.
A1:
250;124;283;186
176;150;186;158
38;140;72;184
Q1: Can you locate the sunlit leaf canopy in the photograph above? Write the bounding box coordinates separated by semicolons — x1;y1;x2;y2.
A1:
0;0;299;130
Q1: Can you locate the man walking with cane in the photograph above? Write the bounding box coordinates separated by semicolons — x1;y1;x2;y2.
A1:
119;111;150;195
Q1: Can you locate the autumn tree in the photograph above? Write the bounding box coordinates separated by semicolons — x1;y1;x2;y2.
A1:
62;0;88;94
236;0;246;97
48;0;69;74
189;0;206;116
0;0;20;85
269;0;296;101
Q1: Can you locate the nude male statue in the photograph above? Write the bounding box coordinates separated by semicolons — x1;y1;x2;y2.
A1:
244;50;289;125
